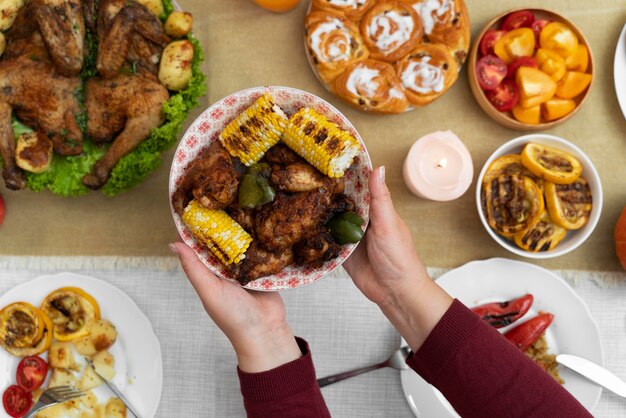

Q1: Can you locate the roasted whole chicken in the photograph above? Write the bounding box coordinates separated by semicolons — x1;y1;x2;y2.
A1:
0;0;177;190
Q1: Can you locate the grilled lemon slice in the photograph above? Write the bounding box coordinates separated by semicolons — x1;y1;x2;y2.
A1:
521;143;582;185
41;287;100;342
545;177;592;230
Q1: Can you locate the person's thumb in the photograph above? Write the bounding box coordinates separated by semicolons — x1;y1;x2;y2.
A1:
369;166;397;229
170;242;220;305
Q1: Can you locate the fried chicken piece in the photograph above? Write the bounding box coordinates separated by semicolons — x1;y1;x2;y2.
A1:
256;188;334;251
7;0;85;77
0;34;83;189
82;73;169;189
271;163;345;193
226;203;255;236
293;229;341;268
172;142;240;215
97;0;170;78
237;243;293;285
263;143;304;166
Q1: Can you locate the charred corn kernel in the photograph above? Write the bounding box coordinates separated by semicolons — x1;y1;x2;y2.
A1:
219;94;288;166
282;108;360;178
182;200;252;265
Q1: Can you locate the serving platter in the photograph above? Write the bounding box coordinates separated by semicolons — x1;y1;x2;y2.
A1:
0;273;163;418
400;258;603;417
169;86;372;291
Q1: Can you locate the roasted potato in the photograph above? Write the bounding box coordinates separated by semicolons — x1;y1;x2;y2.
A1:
0;0;25;31
92;350;115;381
78;364;103;391
158;40;194;91
15;131;53;173
164;11;193;38
0;32;5;58
73;319;117;356
135;0;163;17
48;341;79;371
105;398;127;418
49;368;77;388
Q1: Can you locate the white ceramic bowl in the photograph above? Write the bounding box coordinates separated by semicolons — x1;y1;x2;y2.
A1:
169;86;372;291
476;134;602;259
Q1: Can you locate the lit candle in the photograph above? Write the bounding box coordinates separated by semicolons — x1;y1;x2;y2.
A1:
402;131;473;201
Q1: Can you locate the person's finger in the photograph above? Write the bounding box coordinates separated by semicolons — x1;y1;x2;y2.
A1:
369;166;398;231
343;234;368;278
170;242;221;304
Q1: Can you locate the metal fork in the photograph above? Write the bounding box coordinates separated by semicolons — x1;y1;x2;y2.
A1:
24;385;84;418
317;345;411;387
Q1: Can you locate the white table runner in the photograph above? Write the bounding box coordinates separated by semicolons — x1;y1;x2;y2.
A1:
0;259;624;417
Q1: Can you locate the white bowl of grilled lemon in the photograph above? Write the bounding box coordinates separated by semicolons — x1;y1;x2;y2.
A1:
476;134;602;259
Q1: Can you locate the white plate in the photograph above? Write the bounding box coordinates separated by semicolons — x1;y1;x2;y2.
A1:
614;24;626;120
0;273;163;418
400;258;603;417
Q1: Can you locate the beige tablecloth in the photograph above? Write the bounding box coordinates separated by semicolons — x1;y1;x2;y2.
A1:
0;0;625;272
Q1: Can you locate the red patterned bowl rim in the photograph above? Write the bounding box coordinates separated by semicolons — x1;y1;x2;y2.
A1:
168;86;372;291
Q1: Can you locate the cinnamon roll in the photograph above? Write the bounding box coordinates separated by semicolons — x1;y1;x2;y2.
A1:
334;59;409;113
360;2;423;63
311;0;375;21
305;11;369;85
395;43;458;106
402;0;470;65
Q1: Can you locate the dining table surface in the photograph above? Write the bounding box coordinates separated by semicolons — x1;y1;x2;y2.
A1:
0;0;625;417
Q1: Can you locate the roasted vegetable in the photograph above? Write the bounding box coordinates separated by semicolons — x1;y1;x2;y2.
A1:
182;199;253;265
484;174;544;237
15;132;53;174
514;211;567;251
471;294;533;328
0;0;24;31
0;306;52;357
482;154;539;186
159;40;194;91
40;287;100;342
326;211;365;244
135;0;164;17
164;11;193;38
72;319;117;356
545;177;592;230
616;207;626;270
219;94;288;166
282;108;361;178
505;313;554;351
0;32;5;58
521;143;582;184
238;163;275;209
0;302;45;349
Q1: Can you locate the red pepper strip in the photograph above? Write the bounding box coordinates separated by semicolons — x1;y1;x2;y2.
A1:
471;294;534;328
504;313;554;351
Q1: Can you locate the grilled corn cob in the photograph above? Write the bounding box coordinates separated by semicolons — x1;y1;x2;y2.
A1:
219;94;288;166
182;199;253;265
282;108;360;178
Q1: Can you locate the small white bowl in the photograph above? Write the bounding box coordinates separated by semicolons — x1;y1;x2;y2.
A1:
476;134;603;259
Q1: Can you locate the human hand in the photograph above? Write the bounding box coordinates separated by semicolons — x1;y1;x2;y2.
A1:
343;167;453;350
170;242;302;372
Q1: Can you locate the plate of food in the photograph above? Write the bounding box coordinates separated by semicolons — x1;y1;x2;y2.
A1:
0;273;162;418
614;23;626;120
0;0;206;196
169;86;372;291
400;258;603;417
304;0;471;113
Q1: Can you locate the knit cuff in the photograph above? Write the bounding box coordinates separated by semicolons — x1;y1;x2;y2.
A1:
407;299;481;384
237;337;317;402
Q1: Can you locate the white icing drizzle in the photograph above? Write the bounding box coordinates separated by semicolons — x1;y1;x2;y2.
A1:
368;11;415;54
310;19;351;63
346;66;381;97
401;56;444;94
414;0;455;35
328;0;367;9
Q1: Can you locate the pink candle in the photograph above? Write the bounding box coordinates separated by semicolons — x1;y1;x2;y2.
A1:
403;131;473;201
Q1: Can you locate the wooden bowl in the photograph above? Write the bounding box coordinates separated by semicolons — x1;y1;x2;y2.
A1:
468;8;594;130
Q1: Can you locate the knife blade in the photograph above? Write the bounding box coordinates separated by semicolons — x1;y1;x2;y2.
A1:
84;358;143;418
556;354;626;398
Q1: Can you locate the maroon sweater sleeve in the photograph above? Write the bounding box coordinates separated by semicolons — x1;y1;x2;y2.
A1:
407;299;592;418
237;337;331;418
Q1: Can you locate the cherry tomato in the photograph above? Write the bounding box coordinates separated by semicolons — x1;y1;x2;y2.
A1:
476;55;507;91
506;56;537;80
480;30;505;56
505;313;554;351
486;79;519;111
472;294;534;328
615;207;626;270
2;385;32;418
253;0;300;13
0;194;5;227
16;356;48;392
501;10;535;31
532;19;552;43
